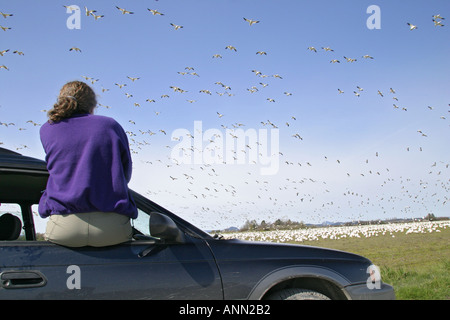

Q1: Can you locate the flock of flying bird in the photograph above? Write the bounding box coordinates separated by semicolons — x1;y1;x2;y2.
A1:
1;5;449;229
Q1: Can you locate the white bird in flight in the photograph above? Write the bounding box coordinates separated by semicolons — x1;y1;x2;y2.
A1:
148;9;164;16
243;17;260;26
407;23;418;30
432;19;444;27
84;7;96;16
170;23;183;30
0;11;13;18
116;6;134;15
344;56;357;62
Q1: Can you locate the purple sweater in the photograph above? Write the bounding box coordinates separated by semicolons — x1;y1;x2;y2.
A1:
38;114;138;219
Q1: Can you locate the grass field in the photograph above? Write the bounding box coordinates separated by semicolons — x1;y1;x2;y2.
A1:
225;221;450;300
300;227;449;300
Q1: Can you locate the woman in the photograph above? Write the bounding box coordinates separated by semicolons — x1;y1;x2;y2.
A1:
39;80;138;247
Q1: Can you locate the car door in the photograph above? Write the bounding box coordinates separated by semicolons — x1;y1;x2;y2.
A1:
0;234;223;299
0;160;223;299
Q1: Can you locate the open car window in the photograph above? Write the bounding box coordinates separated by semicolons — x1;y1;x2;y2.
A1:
0;164;212;242
132;208;150;236
0;203;24;240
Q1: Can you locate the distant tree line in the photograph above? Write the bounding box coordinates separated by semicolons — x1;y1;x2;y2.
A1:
237;213;447;232
239;219;307;232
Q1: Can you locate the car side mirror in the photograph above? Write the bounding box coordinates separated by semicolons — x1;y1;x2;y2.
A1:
149;212;185;243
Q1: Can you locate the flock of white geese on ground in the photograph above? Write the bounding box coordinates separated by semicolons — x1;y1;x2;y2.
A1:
224;220;449;243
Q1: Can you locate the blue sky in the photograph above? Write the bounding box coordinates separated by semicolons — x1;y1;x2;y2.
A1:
1;0;449;231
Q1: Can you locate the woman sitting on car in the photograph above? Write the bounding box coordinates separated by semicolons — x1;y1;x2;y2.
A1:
38;80;138;247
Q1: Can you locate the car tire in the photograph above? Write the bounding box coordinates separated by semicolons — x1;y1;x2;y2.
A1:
265;288;331;300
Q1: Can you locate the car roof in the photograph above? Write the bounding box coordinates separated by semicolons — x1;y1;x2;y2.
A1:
0;147;48;172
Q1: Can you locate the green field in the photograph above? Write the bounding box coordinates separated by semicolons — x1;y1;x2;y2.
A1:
292;227;450;300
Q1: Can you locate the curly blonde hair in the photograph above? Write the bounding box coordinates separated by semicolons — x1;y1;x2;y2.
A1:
47;81;97;122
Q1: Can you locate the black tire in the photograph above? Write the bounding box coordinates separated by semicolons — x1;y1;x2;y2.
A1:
265;288;331;300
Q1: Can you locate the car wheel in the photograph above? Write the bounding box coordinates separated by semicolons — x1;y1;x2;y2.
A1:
265;288;331;300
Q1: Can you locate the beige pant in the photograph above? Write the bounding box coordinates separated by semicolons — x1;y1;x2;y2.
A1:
45;212;133;247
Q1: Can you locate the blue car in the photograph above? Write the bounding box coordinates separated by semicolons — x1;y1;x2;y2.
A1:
0;147;394;300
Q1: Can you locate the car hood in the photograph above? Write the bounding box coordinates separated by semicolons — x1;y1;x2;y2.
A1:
207;238;373;285
215;238;371;263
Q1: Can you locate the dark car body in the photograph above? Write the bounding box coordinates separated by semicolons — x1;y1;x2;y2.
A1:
0;147;395;300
